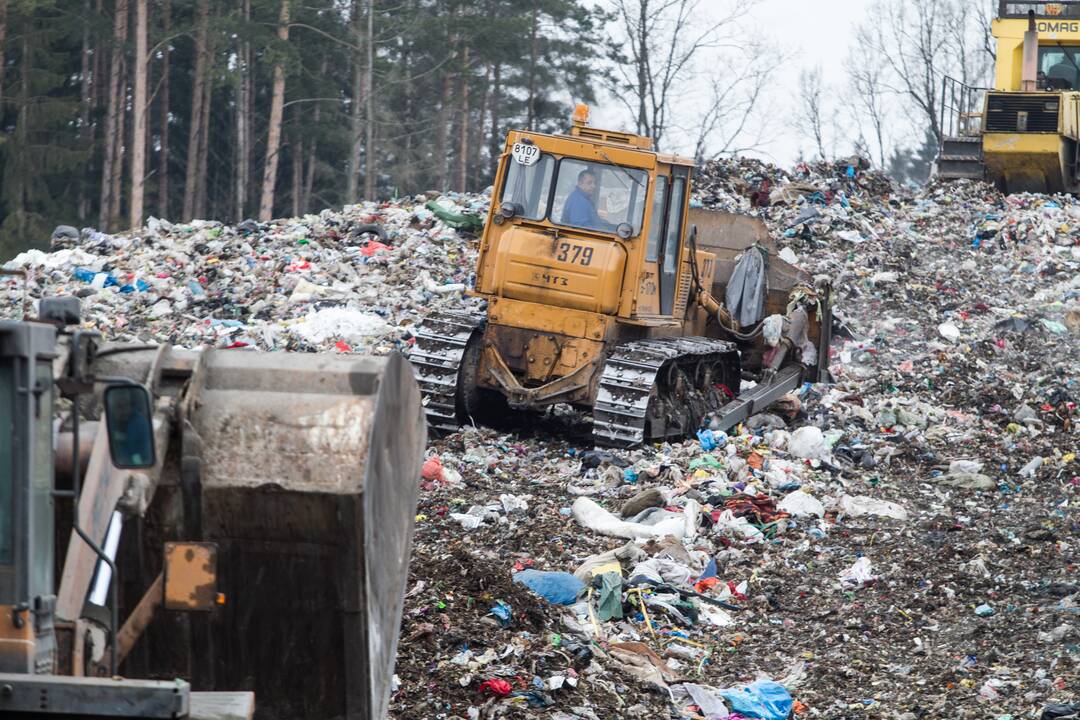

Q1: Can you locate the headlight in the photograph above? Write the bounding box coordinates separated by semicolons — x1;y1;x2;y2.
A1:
499;202;521;219
616;223;633;239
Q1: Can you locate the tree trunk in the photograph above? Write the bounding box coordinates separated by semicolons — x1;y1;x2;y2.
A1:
130;0;148;229
434;71;452;191
471;62;489;190
100;0;130;231
0;0;7;111
182;0;209;221
636;0;648;136
291;138;302;217
13;33;27;218
526;8;537;130
345;0;364;203
400;44;413;195
158;0;170;219
456;44;469;192
110;58;127;226
234;0;250;221
258;0;289;222
302;58;326;212
362;0;375;200
77;0;92;220
194;32;212;219
488;61;501;181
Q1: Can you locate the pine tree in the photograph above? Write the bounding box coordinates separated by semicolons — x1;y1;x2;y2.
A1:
0;3;89;256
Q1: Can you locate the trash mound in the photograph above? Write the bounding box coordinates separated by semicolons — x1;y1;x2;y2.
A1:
694;156;899;213
1;194;486;353
400;171;1077;717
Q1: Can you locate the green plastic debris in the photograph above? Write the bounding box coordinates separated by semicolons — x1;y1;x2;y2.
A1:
596;572;623;622
425;200;484;231
689;455;724;471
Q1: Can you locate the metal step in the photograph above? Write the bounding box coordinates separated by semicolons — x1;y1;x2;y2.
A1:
941;136;983;159
937;163;986;180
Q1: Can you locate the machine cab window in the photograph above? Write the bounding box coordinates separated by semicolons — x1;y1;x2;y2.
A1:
497;144;648;237
499;151;554;220
646;176;669;261
1038;46;1080;88
550;158;648;235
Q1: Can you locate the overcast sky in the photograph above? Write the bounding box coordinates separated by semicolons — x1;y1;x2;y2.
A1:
751;0;869;163
592;0;872;167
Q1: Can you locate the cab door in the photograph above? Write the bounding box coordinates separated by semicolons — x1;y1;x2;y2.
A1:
635;174;668;316
658;167;688;316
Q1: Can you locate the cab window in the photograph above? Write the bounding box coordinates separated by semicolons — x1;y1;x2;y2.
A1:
499;153;554;220
550;158;648;235
1039;47;1080;89
646;176;669;262
662;177;686;275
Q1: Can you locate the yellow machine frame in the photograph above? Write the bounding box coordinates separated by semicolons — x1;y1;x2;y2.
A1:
978;2;1080;192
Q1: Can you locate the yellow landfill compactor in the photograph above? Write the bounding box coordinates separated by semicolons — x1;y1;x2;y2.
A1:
939;1;1080;192
0;295;425;720
411;106;831;447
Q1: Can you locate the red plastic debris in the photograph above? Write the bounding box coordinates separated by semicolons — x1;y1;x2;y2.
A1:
334;340;352;352
478;679;512;697
421;456;444;483
359;241;391;257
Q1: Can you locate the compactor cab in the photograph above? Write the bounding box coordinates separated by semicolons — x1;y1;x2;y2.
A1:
938;1;1080;192
412;106;830;447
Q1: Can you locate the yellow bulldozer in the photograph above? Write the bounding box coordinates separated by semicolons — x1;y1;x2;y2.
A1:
0;293;425;719
411;106;831;447
938;1;1080;192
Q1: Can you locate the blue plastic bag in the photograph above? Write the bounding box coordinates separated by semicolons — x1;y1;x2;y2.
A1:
697;429;718;451
719;680;793;720
512;570;584;606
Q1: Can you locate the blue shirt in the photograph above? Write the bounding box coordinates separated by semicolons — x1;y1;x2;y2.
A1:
561;187;613;231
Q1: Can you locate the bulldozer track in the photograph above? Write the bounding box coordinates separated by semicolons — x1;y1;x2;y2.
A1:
593;336;739;448
409;310;485;432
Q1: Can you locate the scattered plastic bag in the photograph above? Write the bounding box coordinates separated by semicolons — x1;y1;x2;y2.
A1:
836;494;908;521
788;426;828;460
719;679;793;720
572;497;686;540
512;569;584;605
839;556;877;589
777;490;824;518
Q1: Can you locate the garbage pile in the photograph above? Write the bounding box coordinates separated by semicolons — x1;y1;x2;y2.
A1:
2;161;1077;718
397;169;1078;718
1;194;486;354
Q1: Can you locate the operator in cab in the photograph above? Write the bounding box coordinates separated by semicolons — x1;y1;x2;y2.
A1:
561;168;616;232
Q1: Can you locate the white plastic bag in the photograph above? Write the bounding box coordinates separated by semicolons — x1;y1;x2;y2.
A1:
836;494;908;522
777;490;825;518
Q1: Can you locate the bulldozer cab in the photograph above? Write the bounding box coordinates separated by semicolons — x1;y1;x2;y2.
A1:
478;105;696;323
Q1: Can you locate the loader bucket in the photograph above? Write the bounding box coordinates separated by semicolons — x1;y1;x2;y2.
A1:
186;350;423;719
102;349;425;720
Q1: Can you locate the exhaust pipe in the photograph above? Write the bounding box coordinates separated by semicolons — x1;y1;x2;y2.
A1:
1022;10;1038;91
